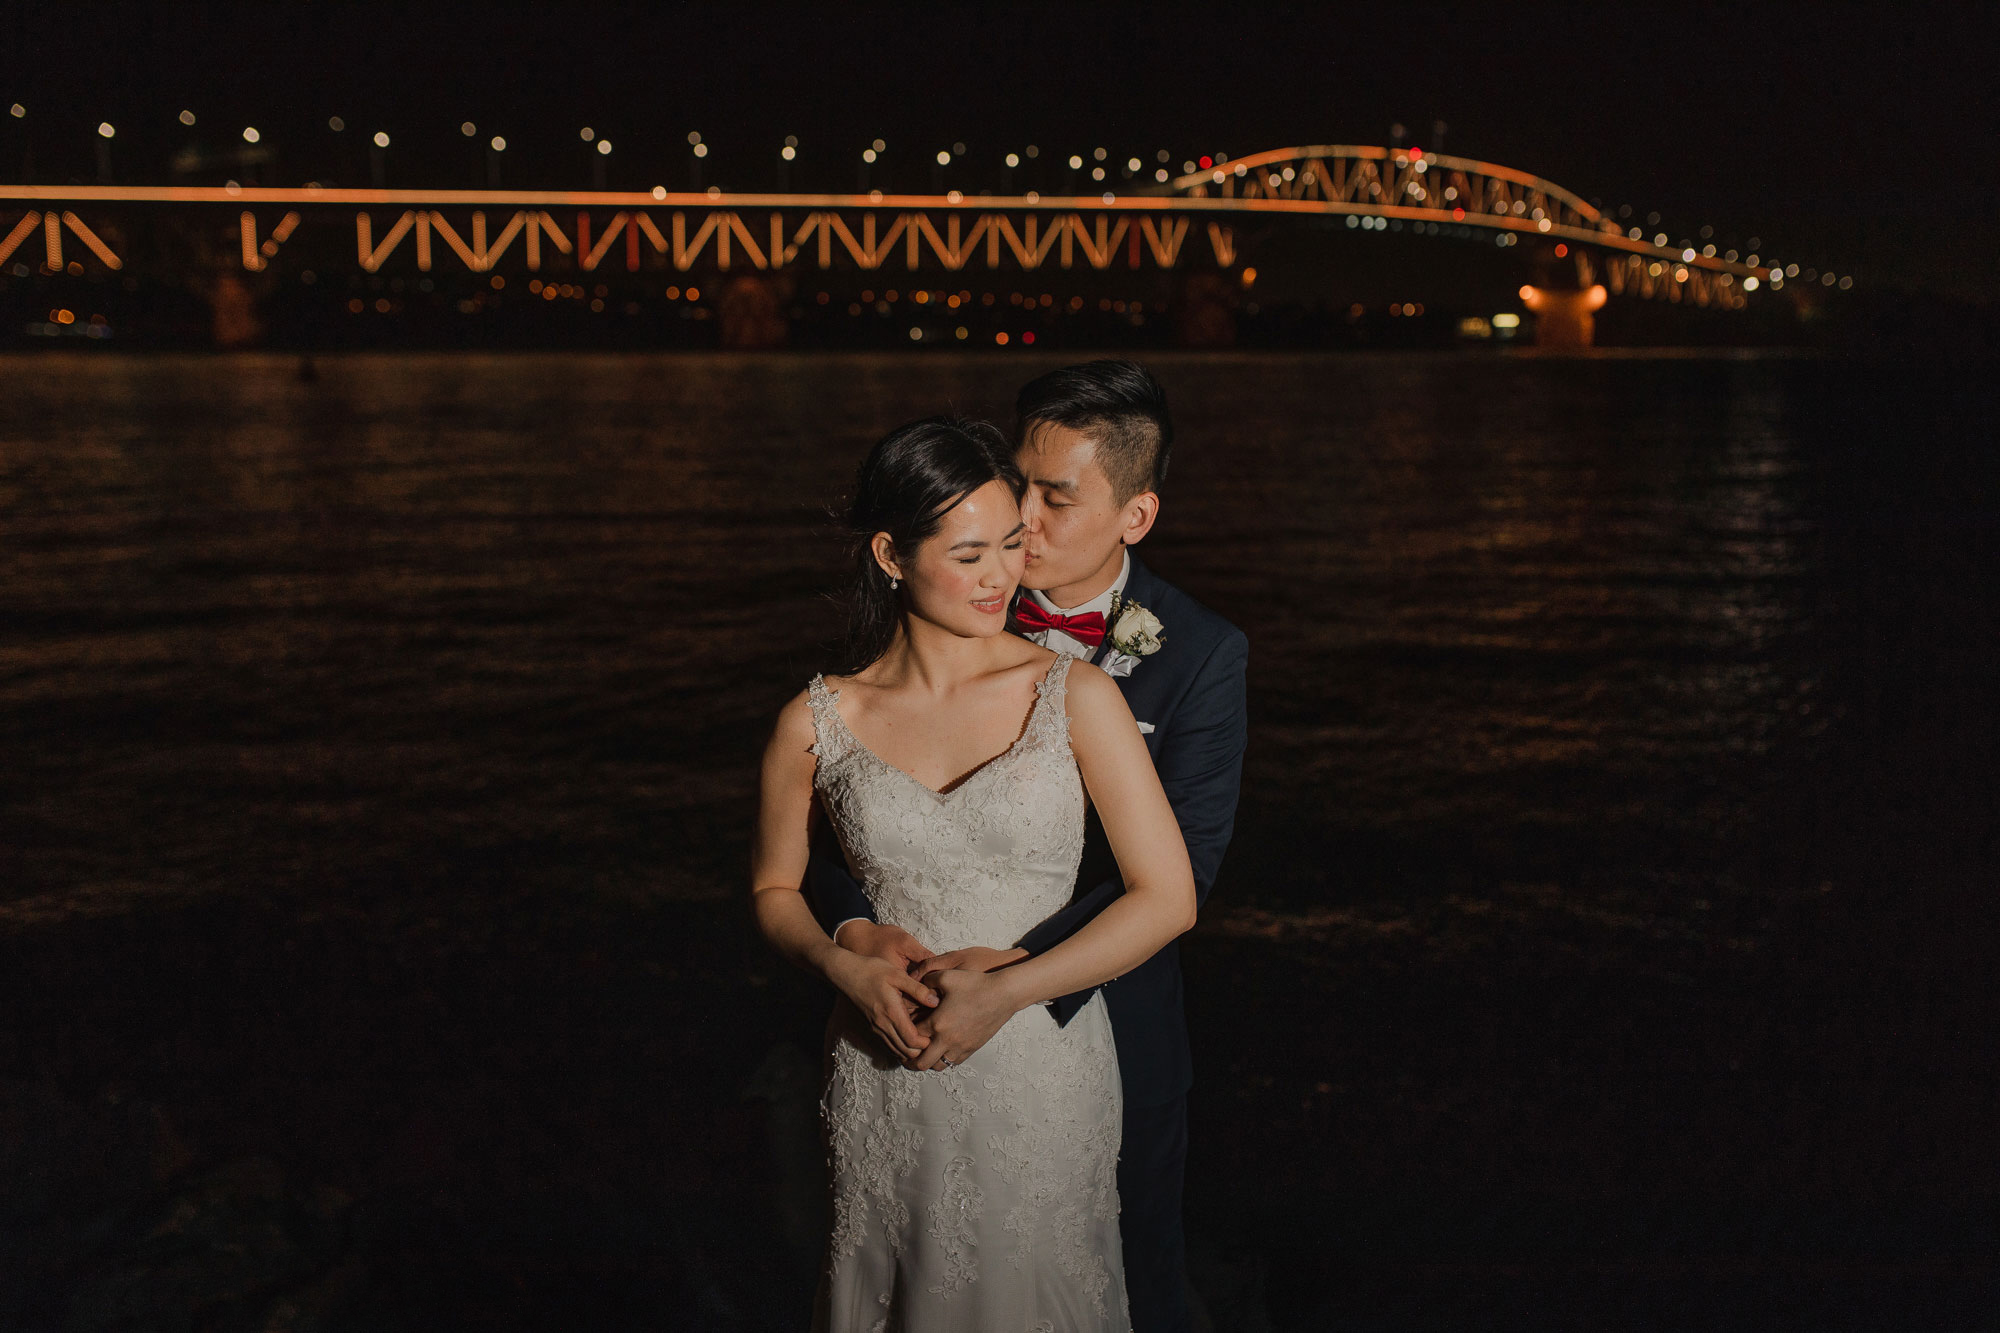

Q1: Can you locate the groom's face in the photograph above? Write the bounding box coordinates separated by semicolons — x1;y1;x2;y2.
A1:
1014;420;1148;597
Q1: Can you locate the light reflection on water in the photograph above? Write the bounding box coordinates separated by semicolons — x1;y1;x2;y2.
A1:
0;350;1833;948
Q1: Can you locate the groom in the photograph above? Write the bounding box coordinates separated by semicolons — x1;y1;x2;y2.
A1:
806;359;1249;1333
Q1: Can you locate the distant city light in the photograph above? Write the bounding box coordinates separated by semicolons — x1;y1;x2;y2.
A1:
373;131;389;148
1024;145;1038;158
242;127;259;144
862;148;876;163
692;143;708;158
490;136;506;151
688;131;702;145
460;122;476;136
952;141;965;155
1005;152;1019;168
328;116;344;131
580;127;595;142
97;122;114;138
781;145;795;160
178;110;195;126
872;138;886;152
936;150;950;165
1068;155;1082;169
1742;276;1760;291
8;104;23;119
1492;313;1522;329
1126;157;1140;171
598;140;612;155
1092;147;1106;160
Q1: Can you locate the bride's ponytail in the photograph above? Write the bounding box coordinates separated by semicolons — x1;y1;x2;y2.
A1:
832;415;1022;675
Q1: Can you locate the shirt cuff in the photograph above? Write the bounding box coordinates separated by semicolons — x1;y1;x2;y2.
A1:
830;917;868;948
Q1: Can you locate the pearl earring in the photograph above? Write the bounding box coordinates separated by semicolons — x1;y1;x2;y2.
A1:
890;576;900;590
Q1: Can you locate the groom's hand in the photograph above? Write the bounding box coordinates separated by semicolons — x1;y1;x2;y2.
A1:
907;968;1028;1072
838;920;936;973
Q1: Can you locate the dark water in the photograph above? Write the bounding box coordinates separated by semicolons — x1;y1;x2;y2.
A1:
2;351;1995;1328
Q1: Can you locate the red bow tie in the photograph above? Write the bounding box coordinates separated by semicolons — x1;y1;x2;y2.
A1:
1013;601;1106;647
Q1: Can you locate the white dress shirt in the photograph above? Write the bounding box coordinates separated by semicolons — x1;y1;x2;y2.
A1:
829;548;1132;948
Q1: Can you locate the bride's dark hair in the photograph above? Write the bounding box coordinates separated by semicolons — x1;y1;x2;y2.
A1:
833;414;1024;674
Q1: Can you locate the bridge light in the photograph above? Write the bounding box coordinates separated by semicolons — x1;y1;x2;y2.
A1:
1838;275;1853;289
580;127;595;142
1005;152;1019;168
1492;313;1521;329
1155;168;1169;182
652;185;666;199
693;143;708;158
1682;248;1696;261
1023;144;1037;158
1453;207;1465;220
8;103;23;119
179;110;196;126
1183;160;1196;173
1554;243;1568;257
953;141;966;155
1743;276;1760;291
1785;263;1798;277
242;127;260;144
1653;232;1668;246
97;122;115;139
862;148;876;163
1068;154;1083;169
1519;285;1535;301
780;144;795;160
373;131;390;148
1127;157;1141;172
1092;167;1105;181
1093;147;1106;160
328;116;344;131
490;136;506;151
598;140;613;155
1198;155;1212;169
937;150;951;165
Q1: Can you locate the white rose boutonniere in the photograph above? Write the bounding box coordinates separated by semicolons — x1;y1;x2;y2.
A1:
1100;599;1165;678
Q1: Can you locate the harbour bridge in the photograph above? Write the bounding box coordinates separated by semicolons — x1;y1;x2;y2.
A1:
1;144;1833;348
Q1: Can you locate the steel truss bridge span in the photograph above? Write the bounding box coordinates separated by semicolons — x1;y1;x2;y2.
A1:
0;146;1789;312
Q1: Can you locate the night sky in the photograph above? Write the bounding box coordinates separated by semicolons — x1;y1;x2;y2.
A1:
8;1;1997;299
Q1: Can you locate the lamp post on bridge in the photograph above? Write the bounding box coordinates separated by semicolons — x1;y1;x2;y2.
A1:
369;131;388;188
594;137;611;190
95;121;114;184
688;131;705;191
460;121;478;186
487;135;505;187
860;139;882;192
779;135;796;191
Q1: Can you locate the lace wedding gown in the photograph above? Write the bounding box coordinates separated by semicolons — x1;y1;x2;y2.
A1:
805;652;1130;1332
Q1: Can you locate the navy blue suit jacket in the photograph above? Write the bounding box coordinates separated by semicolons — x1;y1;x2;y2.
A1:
804;552;1249;1107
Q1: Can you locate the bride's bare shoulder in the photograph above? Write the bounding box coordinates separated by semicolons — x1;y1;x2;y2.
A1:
768;686;818;754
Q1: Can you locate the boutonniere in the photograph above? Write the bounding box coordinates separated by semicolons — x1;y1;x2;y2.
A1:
1099;597;1164;678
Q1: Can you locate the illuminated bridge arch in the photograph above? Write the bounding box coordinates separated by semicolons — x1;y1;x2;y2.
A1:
1155;145;1772;309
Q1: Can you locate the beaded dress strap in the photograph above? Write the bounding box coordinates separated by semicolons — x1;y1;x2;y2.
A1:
804;674;853;764
1025;653;1075;747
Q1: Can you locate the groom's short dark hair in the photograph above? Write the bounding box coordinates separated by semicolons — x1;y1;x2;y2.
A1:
1014;359;1173;504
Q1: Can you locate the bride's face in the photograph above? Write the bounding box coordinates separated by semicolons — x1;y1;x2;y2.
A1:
882;479;1026;639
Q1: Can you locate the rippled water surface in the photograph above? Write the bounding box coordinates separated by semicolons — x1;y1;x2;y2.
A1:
2;350;1993;1329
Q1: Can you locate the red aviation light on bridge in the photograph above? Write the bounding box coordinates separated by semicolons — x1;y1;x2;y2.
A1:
1198;155;1213;169
1554;243;1568;257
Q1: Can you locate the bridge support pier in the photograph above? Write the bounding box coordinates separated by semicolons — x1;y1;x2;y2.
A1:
1520;285;1607;349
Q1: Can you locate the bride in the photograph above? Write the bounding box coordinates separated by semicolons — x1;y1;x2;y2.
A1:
751;415;1197;1331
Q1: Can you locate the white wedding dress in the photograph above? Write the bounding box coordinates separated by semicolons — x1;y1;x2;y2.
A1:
805;652;1131;1332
